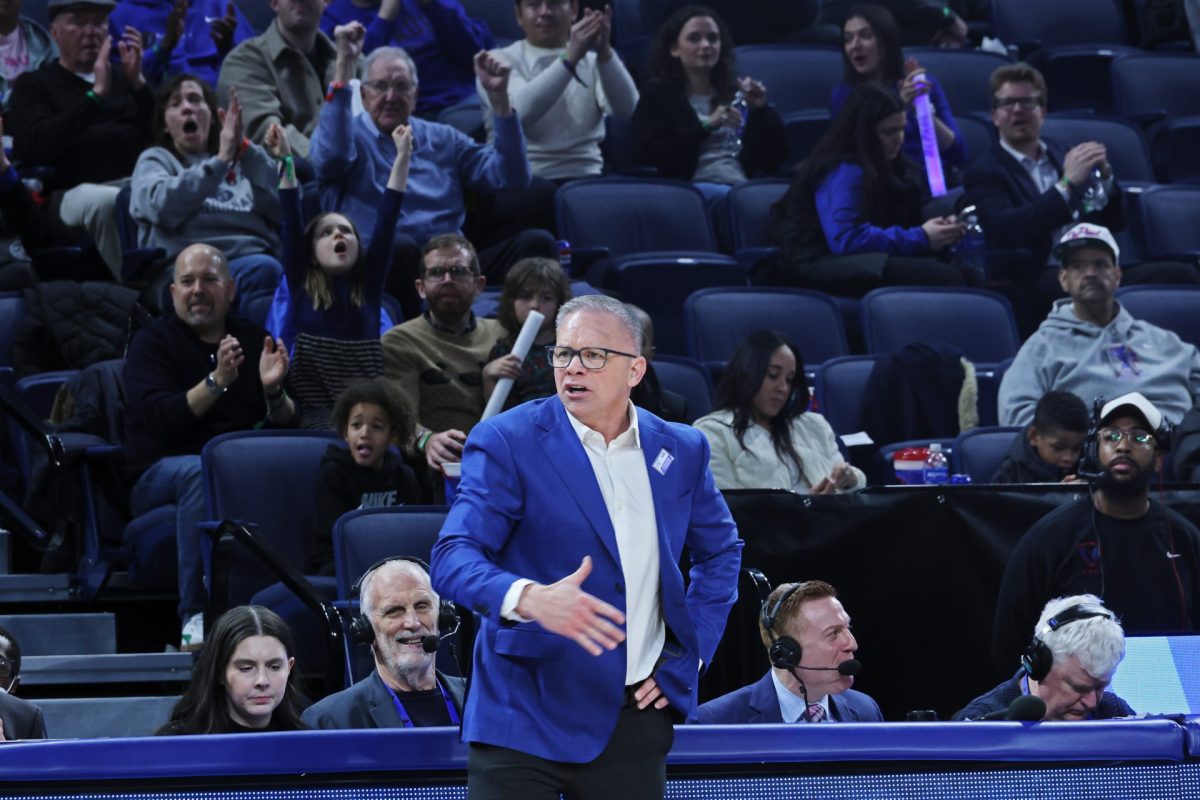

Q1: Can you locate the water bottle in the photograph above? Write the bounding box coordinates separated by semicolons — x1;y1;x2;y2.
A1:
1080;167;1109;215
923;443;949;485
953;205;987;283
718;90;748;158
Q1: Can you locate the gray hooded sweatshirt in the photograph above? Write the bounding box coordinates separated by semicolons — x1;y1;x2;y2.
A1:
999;298;1200;427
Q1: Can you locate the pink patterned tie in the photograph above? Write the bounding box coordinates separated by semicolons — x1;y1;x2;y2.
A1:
804;703;825;723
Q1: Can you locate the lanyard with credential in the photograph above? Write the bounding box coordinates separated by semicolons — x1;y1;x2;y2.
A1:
383;678;461;727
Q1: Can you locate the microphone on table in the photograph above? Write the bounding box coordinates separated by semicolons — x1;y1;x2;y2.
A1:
976;694;1046;721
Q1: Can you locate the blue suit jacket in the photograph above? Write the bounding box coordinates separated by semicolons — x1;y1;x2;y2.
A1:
694;671;883;724
963;137;1126;269
430;397;743;762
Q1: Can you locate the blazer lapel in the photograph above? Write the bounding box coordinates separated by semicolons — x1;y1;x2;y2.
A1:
750;672;784;723
536;398;621;565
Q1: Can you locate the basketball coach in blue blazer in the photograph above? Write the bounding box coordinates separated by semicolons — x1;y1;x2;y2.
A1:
696;580;882;725
431;295;743;799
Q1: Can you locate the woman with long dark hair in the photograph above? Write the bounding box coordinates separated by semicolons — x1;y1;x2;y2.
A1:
832;4;965;176
631;5;785;202
694;330;864;493
770;81;971;294
157;606;306;734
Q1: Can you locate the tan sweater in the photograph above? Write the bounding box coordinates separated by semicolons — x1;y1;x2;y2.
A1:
382;315;504;435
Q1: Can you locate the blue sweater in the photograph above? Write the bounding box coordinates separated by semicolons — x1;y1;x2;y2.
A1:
309;85;529;246
267;185;403;350
831;74;966;170
109;0;257;88
319;0;491;114
815;161;930;255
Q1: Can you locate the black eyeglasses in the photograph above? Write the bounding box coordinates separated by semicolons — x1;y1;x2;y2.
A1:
546;345;639;370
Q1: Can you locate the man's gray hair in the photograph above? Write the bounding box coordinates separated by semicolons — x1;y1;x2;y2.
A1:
556;294;644;354
363;46;419;86
1036;594;1125;681
358;558;437;621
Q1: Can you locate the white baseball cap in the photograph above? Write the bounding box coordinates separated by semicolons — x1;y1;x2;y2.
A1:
1053;223;1120;264
1099;391;1162;431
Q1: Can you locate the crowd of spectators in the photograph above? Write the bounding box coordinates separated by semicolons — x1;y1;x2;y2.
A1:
2;0;1200;748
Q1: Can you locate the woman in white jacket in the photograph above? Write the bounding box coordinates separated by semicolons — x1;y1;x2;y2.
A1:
694;330;866;493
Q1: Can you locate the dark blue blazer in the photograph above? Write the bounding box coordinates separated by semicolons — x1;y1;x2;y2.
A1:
301;670;465;729
431;396;743;763
963;137;1125;269
694;671;884;724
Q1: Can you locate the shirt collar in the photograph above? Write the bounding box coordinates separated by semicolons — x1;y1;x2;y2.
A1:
423;309;478;335
999;137;1048;168
565;400;641;450
770;669;831;723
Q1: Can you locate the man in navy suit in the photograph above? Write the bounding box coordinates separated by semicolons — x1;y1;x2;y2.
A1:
696;580;882;724
431;294;742;799
964;62;1196;332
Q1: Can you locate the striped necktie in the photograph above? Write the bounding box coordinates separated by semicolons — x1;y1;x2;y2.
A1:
804;703;825;723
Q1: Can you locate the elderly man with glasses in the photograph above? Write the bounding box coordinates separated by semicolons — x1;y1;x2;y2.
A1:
310;22;555;318
382;232;504;471
991;390;1200;671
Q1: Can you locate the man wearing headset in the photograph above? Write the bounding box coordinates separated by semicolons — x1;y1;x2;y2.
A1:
695;580;882;724
958;595;1132;721
302;558;466;729
991;391;1200;671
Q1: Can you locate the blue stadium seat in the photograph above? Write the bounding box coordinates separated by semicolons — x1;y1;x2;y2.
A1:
732;45;844;117
902;48;1013;114
955;113;996;167
1149;116;1200;184
975;360;1010;429
1136;185;1200;261
611;255;747;355
781;110;831;171
1042;115;1155;183
0;291;25;368
1112;53;1200;123
952;426;1022;483
460;0;522;44
1115;285;1200;350
991;0;1130;52
651;355;714;423
813;355;875;438
436;96;485;140
685;287;849;376
202;430;340;670
861;287;1020;364
725;178;790;267
1039;45;1139;116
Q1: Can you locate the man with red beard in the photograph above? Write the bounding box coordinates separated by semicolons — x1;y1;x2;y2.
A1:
124;244;296;651
991;391;1200;670
381;233;503;471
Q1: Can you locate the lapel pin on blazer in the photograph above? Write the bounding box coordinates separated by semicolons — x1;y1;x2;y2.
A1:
652;449;674;476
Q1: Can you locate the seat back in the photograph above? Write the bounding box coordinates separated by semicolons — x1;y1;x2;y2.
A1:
685;287;849;374
202;430;340;605
955;114;996;166
732;45;844;116
813;355;876;437
613;255;747;355
901;49;1013;114
0;291;25;368
952;426;1023;483
1113;53;1200;120
1042;115;1155;183
991;0;1129;49
726;179;791;252
651;355;714;424
459;0;521;43
555;178;717;258
1040;45;1139;115
861;287;1020;363
1137;185;1200;259
1116;285;1200;350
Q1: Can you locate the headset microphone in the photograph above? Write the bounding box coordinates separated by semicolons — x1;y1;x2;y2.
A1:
791;658;861;676
420;619;462;653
